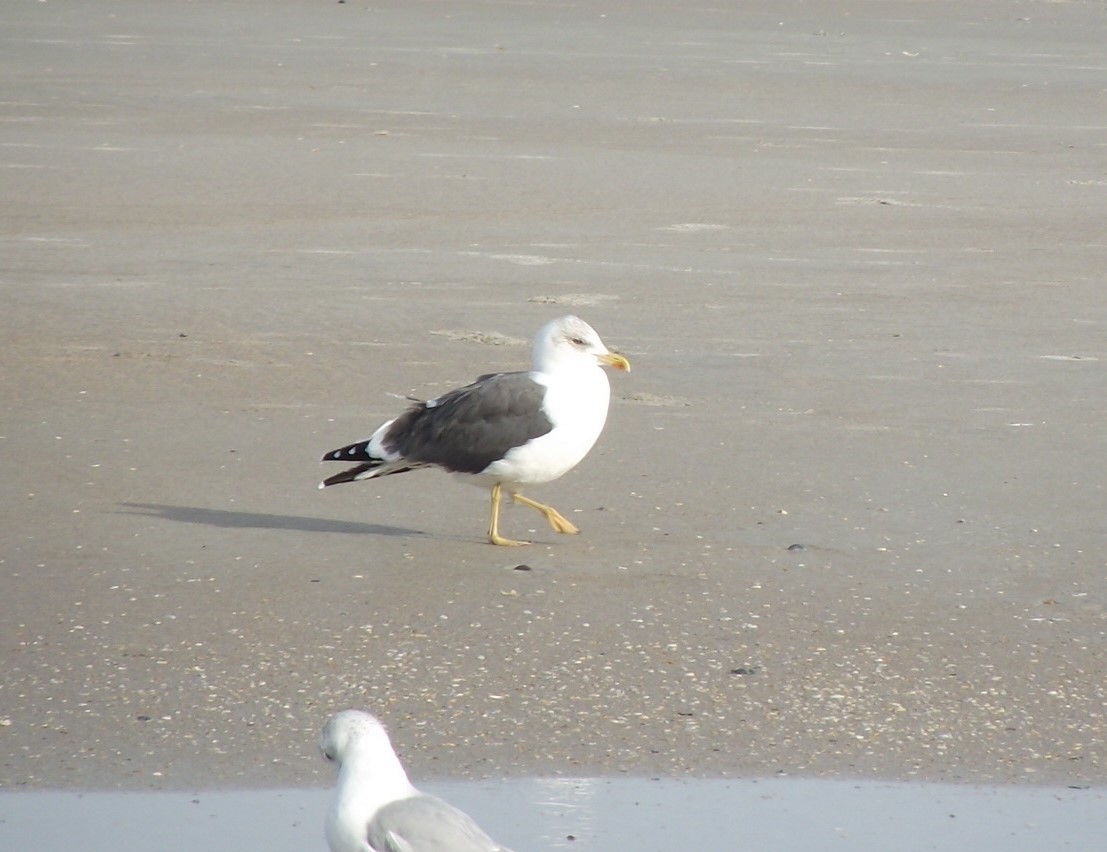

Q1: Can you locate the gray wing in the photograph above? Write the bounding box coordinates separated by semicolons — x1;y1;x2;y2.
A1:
368;794;511;852
383;371;553;475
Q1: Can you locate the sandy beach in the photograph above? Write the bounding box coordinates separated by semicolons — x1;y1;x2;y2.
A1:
2;0;1105;792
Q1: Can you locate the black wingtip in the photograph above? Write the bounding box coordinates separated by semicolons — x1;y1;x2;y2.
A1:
321;440;379;464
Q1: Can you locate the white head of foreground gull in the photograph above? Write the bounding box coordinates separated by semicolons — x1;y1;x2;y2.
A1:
320;709;518;852
319;315;630;546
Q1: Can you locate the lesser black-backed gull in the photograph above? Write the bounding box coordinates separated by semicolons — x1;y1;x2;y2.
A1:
320;709;517;852
319;315;629;546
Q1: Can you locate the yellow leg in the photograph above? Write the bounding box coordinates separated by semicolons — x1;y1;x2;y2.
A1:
488;483;529;546
512;492;580;535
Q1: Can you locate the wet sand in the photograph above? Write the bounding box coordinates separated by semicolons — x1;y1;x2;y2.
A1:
2;0;1105;791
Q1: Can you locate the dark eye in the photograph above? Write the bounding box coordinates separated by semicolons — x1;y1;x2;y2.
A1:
570;336;586;346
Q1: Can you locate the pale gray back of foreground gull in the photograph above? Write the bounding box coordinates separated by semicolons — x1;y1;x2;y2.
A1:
320;710;518;852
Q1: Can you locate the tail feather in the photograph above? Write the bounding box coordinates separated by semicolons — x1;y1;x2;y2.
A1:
318;452;427;489
318;462;425;489
319;437;387;489
319;463;379;489
320;426;427;488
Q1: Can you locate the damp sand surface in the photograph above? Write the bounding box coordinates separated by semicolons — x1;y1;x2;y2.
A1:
2;0;1106;799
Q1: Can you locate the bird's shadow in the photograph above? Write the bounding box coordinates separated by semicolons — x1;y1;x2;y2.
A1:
118;502;424;538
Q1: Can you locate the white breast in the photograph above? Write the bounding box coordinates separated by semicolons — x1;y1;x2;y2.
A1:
483;366;611;486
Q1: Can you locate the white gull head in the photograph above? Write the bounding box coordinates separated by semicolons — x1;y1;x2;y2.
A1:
320;709;517;852
531;315;630;375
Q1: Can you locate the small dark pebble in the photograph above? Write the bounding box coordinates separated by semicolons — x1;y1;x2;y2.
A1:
513;564;532;571
178;333;187;338
566;836;576;842
136;715;151;722
730;666;759;676
786;543;807;552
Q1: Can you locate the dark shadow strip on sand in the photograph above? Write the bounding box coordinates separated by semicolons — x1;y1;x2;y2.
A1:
118;502;423;538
